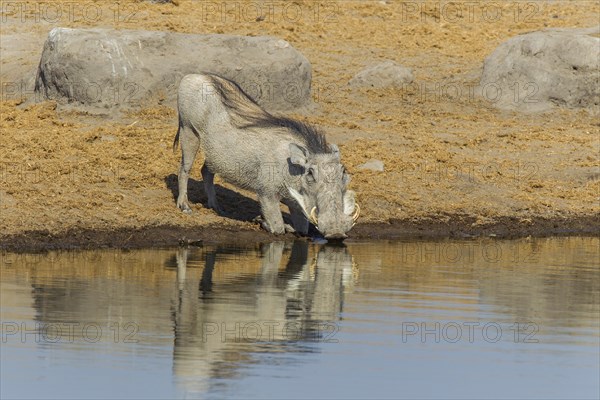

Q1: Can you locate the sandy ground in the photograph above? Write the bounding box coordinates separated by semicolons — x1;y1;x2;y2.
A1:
1;1;599;251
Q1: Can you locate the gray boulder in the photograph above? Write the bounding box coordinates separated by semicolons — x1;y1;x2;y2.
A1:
349;61;413;88
34;27;311;113
479;26;599;112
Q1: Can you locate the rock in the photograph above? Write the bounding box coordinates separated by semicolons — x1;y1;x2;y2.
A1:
478;26;600;112
34;27;311;113
349;61;413;88
358;159;385;172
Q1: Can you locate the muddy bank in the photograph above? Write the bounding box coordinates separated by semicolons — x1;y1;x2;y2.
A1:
2;214;598;253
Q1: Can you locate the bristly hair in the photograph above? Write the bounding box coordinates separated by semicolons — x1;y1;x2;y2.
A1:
206;73;330;154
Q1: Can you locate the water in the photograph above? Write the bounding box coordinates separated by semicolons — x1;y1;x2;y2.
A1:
1;237;599;399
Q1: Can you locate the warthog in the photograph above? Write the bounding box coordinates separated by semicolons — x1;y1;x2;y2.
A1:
173;73;359;239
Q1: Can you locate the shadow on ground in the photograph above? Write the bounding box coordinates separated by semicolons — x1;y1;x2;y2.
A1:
165;174;294;224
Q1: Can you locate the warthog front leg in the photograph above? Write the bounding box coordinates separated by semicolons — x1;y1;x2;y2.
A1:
258;194;286;234
201;163;222;214
177;128;200;214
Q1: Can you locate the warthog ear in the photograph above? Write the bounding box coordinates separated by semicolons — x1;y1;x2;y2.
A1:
343;190;356;215
289;143;308;167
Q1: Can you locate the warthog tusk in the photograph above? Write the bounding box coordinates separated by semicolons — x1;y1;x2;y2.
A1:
310;206;318;225
353;203;360;222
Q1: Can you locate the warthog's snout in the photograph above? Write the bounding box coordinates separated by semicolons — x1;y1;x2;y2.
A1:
299;195;359;241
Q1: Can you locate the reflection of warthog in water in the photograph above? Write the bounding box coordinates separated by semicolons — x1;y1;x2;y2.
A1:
171;241;356;394
16;242;356;395
174;73;359;238
13;239;599;397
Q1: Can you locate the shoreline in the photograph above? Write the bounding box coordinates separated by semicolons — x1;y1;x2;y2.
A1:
2;214;598;253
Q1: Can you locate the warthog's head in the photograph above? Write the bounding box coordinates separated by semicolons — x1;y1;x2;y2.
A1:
287;143;360;240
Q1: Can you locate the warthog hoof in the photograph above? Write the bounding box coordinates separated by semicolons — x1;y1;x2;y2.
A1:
178;203;192;214
254;216;285;235
284;224;296;233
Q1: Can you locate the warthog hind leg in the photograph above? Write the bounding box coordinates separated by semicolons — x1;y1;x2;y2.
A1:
201;163;222;214
177;128;199;214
